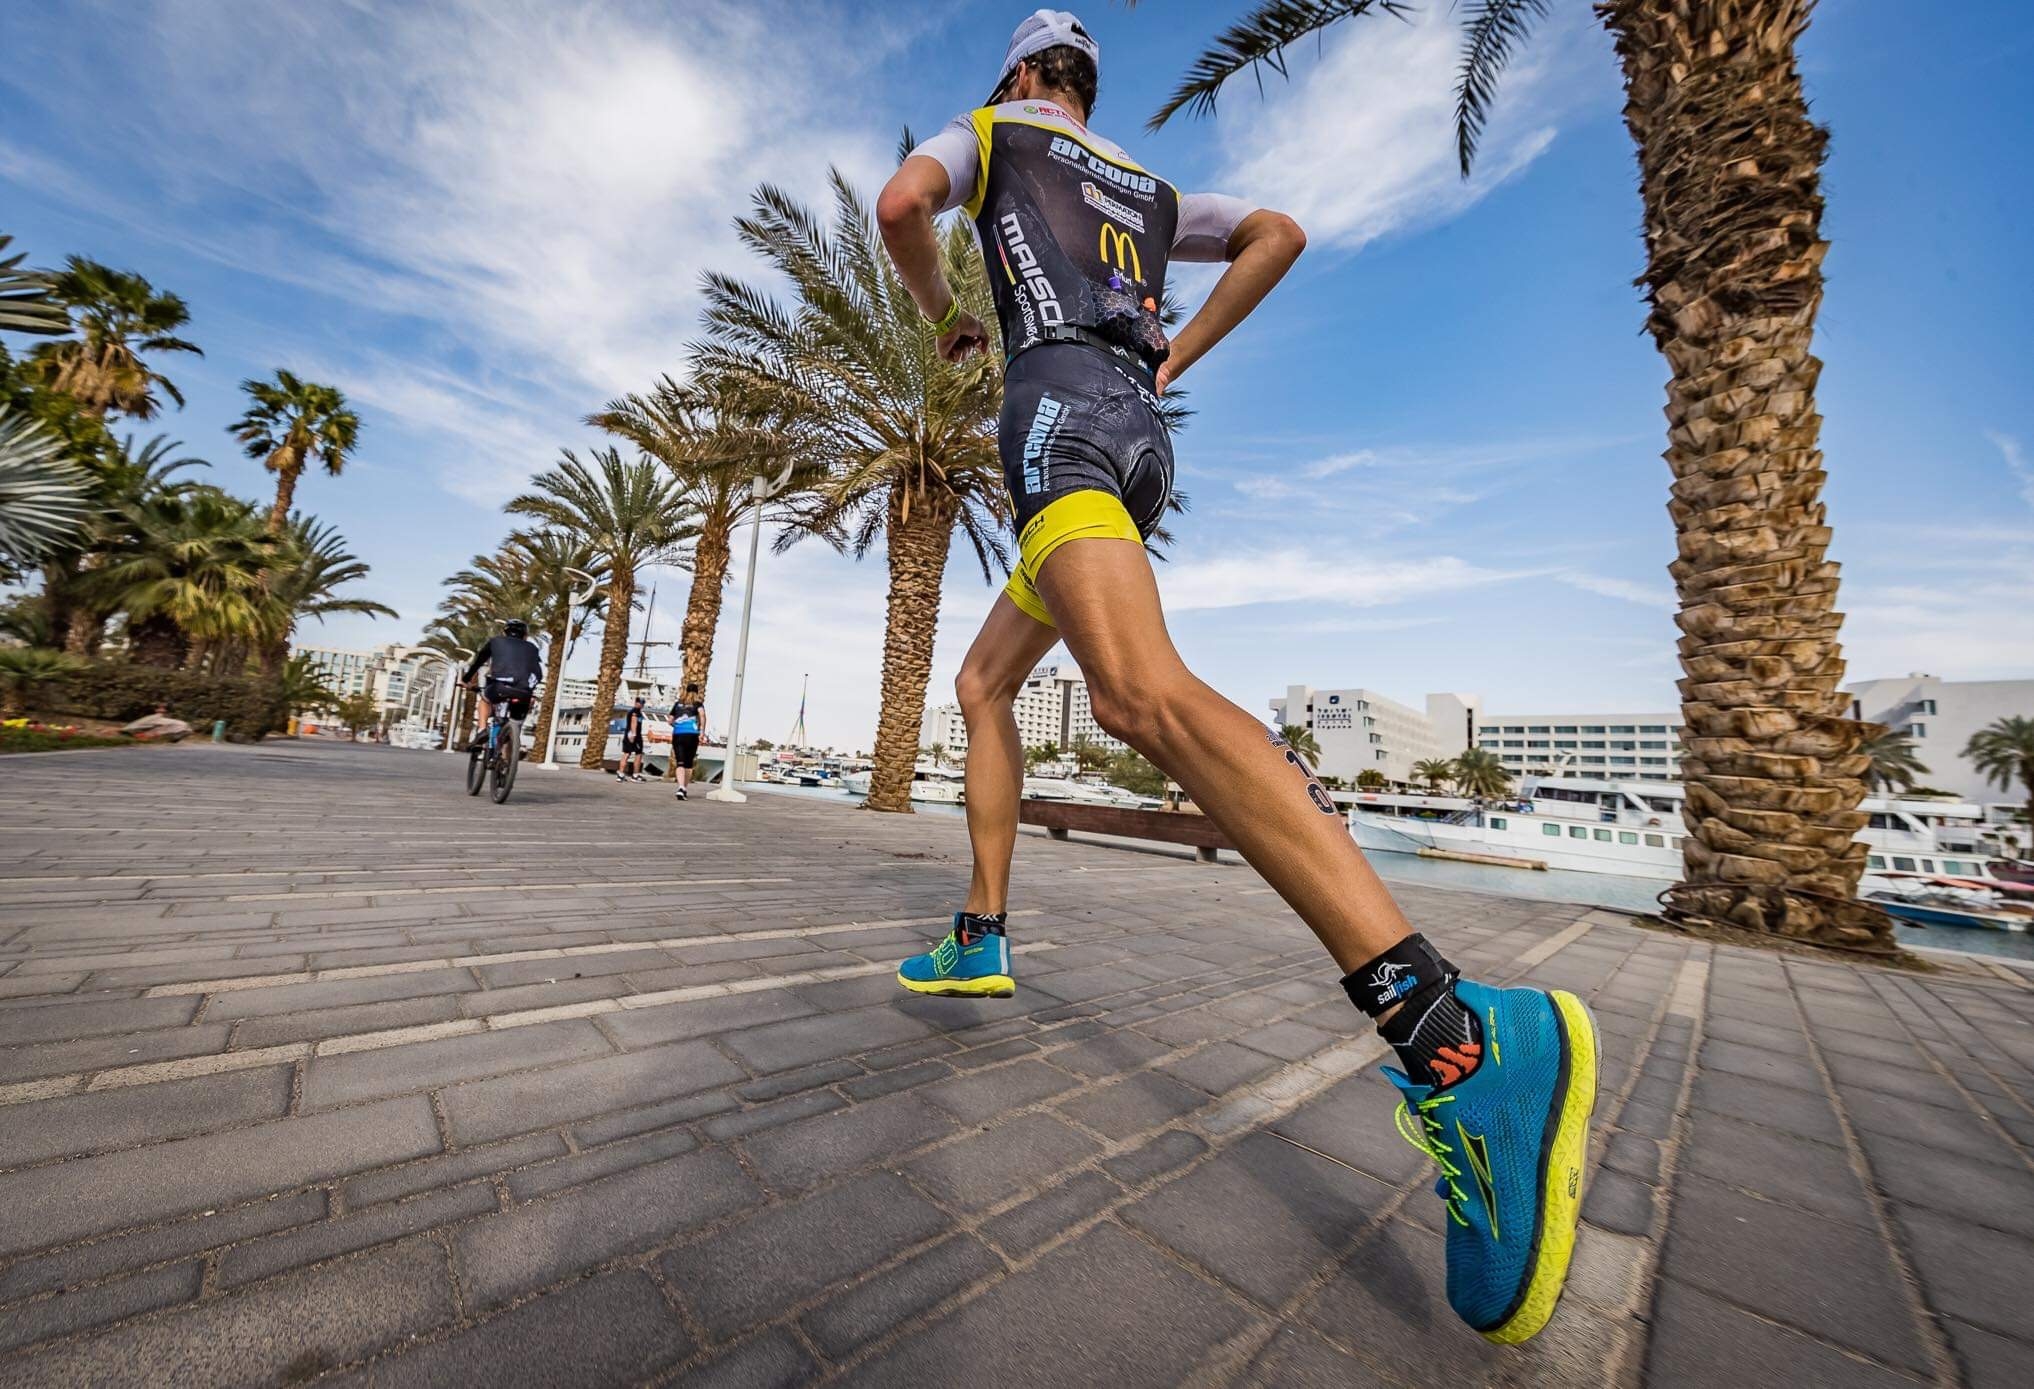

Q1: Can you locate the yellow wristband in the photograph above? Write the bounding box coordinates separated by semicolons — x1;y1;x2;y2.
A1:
927;298;961;335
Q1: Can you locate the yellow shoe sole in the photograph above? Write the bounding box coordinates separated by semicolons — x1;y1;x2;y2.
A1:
896;971;1015;999
1481;989;1599;1346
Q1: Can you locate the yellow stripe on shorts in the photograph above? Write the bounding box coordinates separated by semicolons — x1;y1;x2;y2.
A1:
1002;491;1144;628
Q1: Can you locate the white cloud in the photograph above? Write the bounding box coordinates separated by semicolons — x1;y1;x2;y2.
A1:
1206;6;1596;251
1986;430;2034;509
1155;547;1525;612
1556;571;1675;610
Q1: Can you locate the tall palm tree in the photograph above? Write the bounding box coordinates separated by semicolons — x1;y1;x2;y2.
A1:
1280;723;1323;769
0;406;92;567
1156;1;1879;947
51;433;209;656
93;486;277;668
698;174;1007;812
28;258;201;419
0;647;84;718
231;370;361;533
1413;758;1456;793
588;369;805;715
250;515;396;675
500;529;608;766
1451;748;1513;800
507;448;685;770
1965;717;2034;860
1857;729;1926;796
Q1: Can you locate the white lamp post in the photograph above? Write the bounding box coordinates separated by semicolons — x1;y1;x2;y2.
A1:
435;648;470;755
708;458;795;804
538;566;600;771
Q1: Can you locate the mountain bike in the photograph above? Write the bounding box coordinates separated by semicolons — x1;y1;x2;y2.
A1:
465;696;522;804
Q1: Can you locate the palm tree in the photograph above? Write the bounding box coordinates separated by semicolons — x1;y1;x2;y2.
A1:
0;647;84;718
1070;734;1111;775
500;529;608;767
589;370;805;717
1413;758;1456;792
1026;742;1063;772
0;406;92;566
0;236;71;336
1965;717;2034;859
1356;769;1389;791
925;741;948;768
250;515;396;675
28;258;201;419
231;370;361;533
49;433;210;656
1857;728;1927;796
277;653;341;717
507;448;685;770
420;614;492;750
1280;723;1323;769
698;174;1007;813
1451;747;1514;800
1156;1;1878;947
93;487;277;668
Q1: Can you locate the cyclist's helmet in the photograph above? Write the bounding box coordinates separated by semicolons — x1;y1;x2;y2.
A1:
502;619;528;638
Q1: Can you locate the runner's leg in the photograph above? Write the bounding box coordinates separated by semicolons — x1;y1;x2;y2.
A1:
955;595;1060;915
1033;535;1414;972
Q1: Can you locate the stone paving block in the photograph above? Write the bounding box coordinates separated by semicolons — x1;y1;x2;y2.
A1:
472;947;674;989
457;975;633;1017
0;974;88;1001
981;1170;1120;1256
1690;1069;1845;1146
1124;1130;1394;1307
202;968;479;1020
0;1237;455;1389
944;1036;1042;1070
836;1222;1255;1389
1160;1039;1281;1097
1682;1113;1872;1226
0;1262;201;1356
301;1017;611;1110
1240;1326;1372;1388
1059;1071;1208;1139
344;1133;568;1208
700;1089;845;1141
1021;965;1141;1005
234;996;465;1048
840;1058;952;1101
736;1057;862;1102
0;1064;293;1167
0;1021;232;1085
740;1092;960;1192
669;1330;817;1389
507;1127;699;1201
439;1037;746;1144
1863;1131;2034;1237
454;1149;756;1310
0;1095;439;1259
1236;1019;1338;1063
342;1268;691;1388
1102;1129;1208;1187
570;1089;740;1147
1943;1317;2034;1389
1302;1223;1510;1378
903;1112;1103;1213
1644;1277;1920;1389
701;1006;937;1076
1269;1078;1428;1185
664;1171;948;1336
218;1185;497;1289
0;994;198;1046
1602;1131;1662;1186
1581;1166;1657;1236
798;1233;1002;1359
0;1191;327;1303
918;1058;1079;1124
1660;1176;1928;1371
1050;1029;1174;1078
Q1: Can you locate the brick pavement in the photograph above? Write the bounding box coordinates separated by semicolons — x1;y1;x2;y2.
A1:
1;741;2031;1386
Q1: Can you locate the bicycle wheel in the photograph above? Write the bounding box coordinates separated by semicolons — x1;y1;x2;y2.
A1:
465;740;487;796
490;725;519;803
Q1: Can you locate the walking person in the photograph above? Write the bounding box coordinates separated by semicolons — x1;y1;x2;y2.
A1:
616;695;647;783
876;9;1599;1346
669;684;704;801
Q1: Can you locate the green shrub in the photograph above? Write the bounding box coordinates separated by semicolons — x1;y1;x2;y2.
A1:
40;662;290;740
0;726;136;754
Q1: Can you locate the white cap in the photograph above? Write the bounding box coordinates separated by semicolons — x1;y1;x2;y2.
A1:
991;9;1099;102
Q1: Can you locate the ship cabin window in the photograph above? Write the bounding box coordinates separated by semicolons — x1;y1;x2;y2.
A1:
1619;832;1638;845
1490;817;1507;829
1543;824;1562;837
1891;856;1918;872
1942;859;1979;876
1917;858;1937;873
1644;834;1666;848
1570;826;1588;839
1594;828;1613;841
1867;854;1887;869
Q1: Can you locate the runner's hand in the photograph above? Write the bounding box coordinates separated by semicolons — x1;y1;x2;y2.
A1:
938;312;989;362
1154;360;1178;396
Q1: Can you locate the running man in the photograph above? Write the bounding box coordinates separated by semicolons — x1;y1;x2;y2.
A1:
616;696;647;783
460;619;542;732
669;684;703;800
876;10;1599;1345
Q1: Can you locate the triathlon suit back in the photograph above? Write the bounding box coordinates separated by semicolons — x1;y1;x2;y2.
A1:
668;700;701;769
910;100;1256;627
463;635;542;719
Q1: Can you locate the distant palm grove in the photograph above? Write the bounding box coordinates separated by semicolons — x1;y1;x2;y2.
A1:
1;235;389;736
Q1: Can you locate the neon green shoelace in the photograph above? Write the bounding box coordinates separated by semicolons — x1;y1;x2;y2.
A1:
1394;1093;1471;1229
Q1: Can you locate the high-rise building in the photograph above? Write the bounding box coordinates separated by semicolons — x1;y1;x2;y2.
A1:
922;663;1126;761
1269;686;1469;786
1846;674;2034;802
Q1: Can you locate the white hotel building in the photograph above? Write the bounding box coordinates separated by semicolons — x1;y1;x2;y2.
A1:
1846;674;2034;802
924;663;1125;759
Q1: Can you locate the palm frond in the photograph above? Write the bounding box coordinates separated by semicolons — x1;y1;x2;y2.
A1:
0;406;95;563
0;235;71;336
1147;0;1413;131
1454;0;1551;176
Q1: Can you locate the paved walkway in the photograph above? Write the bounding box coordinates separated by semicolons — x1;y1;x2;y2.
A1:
1;742;2030;1387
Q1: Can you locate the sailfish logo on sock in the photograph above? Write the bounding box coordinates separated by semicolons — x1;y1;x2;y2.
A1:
1368;961;1419;1008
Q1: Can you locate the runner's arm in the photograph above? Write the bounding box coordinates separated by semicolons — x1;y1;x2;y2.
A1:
879;117;990;361
1157;209;1307;395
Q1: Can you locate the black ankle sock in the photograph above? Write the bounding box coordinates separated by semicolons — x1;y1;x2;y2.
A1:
957;911;1006;939
1341;934;1484;1090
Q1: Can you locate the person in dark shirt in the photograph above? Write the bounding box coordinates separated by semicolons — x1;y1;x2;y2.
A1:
668;684;704;800
617;695;647;783
461;620;543;729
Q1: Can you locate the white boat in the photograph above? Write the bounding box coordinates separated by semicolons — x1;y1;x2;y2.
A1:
1023;776;1162;809
910;763;965;804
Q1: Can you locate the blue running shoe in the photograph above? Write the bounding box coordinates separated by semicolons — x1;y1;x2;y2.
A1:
1385;980;1598;1344
897;915;1014;998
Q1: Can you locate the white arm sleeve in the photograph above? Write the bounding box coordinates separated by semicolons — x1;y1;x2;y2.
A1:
1173;192;1259;263
907;115;981;217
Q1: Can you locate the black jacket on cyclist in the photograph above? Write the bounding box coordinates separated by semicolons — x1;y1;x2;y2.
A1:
463;635;543;692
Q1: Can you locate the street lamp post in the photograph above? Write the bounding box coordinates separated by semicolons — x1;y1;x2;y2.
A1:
708;459;795;805
538;566;600;771
435;649;470;755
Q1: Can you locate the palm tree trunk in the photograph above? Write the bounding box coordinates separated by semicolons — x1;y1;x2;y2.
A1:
1601;0;1887;950
265;454;302;535
128;614;187;670
579;563;633;770
665;512;732;780
866;488;957;813
529;615;568;763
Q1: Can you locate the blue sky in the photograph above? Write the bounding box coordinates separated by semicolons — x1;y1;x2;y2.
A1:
4;0;2030;749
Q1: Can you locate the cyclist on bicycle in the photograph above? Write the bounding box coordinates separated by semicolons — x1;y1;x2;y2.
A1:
461;619;543;729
